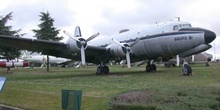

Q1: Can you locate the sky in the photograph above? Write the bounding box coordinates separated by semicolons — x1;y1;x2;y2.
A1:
1;0;220;59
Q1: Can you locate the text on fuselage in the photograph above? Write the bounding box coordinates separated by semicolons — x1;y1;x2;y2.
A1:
174;36;193;41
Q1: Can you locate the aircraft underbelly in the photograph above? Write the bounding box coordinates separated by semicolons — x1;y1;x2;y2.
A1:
132;33;204;58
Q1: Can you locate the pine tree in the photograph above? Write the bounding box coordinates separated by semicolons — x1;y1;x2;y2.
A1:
33;11;63;71
0;12;22;61
33;11;63;41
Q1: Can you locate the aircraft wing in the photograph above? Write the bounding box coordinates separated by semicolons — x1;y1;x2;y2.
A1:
0;35;67;56
0;35;107;63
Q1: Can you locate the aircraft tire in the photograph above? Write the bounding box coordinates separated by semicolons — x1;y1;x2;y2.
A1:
103;66;109;75
146;64;157;72
146;65;152;72
182;63;192;76
96;66;104;75
152;64;157;72
146;65;150;72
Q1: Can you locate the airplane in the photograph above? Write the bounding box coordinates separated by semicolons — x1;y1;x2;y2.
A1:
20;50;71;67
0;20;216;75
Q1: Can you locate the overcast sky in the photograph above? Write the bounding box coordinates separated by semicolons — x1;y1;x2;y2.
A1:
1;0;220;59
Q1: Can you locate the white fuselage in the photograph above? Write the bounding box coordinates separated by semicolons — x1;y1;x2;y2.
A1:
89;21;192;45
88;21;207;59
20;54;71;64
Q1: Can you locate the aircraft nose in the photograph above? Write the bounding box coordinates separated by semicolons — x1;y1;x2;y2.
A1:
179;28;216;44
204;30;216;44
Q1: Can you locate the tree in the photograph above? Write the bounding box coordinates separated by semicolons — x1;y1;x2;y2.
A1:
0;12;22;61
33;11;63;71
33;11;63;41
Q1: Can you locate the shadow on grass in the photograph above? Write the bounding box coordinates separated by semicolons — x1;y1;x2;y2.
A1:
5;66;170;81
7;73;97;81
109;70;167;76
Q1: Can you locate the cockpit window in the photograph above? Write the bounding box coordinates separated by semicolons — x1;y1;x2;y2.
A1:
173;24;192;31
173;25;179;30
183;24;192;28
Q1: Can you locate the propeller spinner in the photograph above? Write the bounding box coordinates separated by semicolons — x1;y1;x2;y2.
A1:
112;38;140;68
63;28;99;66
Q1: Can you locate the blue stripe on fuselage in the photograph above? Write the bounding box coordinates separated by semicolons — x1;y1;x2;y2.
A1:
120;31;202;43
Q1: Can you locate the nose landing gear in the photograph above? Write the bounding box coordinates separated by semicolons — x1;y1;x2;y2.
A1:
182;62;193;76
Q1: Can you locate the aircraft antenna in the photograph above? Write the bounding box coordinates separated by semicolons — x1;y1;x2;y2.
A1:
174;17;180;21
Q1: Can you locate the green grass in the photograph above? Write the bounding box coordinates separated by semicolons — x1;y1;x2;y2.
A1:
0;63;220;110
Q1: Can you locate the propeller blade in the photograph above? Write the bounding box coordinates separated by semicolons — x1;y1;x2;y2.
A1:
112;38;132;68
130;38;140;47
86;32;100;42
63;30;80;42
112;38;125;47
126;52;131;68
81;45;86;66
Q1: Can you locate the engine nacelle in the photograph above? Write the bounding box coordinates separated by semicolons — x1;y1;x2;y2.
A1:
66;38;87;53
107;44;126;57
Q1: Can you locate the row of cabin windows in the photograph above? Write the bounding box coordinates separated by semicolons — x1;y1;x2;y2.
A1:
173;24;192;31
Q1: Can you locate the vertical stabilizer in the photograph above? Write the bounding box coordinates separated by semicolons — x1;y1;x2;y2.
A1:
74;26;82;37
20;50;28;58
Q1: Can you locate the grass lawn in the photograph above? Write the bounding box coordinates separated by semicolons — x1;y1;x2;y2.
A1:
0;63;220;110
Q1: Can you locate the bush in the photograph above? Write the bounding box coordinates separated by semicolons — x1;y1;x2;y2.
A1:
109;87;220;110
109;103;158;110
109;90;160;110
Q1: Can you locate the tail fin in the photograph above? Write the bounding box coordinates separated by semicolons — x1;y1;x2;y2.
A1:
20;50;41;58
74;26;82;37
20;50;28;58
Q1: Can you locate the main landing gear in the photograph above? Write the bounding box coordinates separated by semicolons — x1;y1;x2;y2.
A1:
96;65;110;75
146;60;157;72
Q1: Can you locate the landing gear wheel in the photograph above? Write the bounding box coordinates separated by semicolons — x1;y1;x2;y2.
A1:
182;62;192;76
152;64;157;72
146;65;152;72
103;66;109;75
96;66;110;75
96;66;103;75
146;64;157;72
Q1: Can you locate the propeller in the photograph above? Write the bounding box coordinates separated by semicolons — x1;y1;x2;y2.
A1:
112;38;140;68
63;30;99;66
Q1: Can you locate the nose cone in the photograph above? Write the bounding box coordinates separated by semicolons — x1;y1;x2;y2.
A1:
204;30;216;44
179;28;216;44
